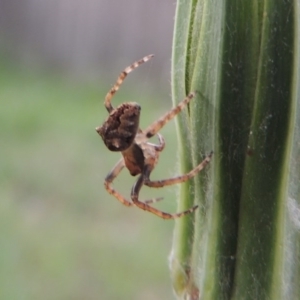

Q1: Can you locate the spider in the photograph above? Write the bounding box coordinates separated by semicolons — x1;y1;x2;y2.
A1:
96;54;213;219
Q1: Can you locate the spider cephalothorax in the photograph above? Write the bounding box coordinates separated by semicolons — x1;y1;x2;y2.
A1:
96;55;213;219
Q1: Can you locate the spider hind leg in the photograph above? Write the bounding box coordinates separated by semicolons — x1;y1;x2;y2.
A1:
104;159;164;207
144;151;213;188
131;166;199;220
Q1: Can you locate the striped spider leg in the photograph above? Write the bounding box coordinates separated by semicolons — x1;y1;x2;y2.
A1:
96;55;213;219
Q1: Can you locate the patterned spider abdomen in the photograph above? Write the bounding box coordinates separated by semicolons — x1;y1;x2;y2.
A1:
96;102;140;151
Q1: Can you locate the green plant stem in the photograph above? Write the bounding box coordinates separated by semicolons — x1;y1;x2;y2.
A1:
170;0;300;299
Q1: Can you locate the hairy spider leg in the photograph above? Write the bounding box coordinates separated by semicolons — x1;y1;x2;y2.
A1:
104;159;164;206
104;159;132;206
145;151;213;188
104;54;154;113
130;166;198;220
143;92;195;138
143;92;196;138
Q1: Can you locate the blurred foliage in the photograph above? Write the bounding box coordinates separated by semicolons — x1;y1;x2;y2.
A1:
0;60;182;300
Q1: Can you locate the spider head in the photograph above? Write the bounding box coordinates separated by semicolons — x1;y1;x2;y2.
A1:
96;102;141;151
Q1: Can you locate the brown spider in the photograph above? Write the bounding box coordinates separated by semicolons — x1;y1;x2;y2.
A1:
96;55;213;219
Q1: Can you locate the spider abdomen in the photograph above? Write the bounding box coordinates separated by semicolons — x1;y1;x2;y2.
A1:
96;102;140;151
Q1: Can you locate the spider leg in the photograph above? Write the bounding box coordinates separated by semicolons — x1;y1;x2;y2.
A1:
154;133;165;152
144;152;213;188
147;133;165;152
143;92;195;138
104;158;163;206
131;166;198;220
104;54;154;113
144;197;164;204
104;158;133;206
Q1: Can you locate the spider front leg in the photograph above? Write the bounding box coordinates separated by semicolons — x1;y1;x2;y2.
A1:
143;92;196;138
104;54;154;113
131;166;198;220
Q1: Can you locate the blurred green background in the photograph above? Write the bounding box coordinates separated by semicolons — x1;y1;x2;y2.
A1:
0;62;180;300
0;1;178;299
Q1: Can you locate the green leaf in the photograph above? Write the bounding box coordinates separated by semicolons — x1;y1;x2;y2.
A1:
170;0;300;299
